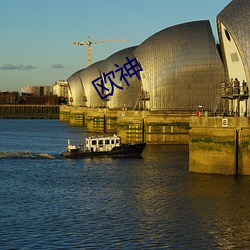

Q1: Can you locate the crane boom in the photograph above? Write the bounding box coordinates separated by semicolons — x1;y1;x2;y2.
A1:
73;35;129;66
93;38;129;44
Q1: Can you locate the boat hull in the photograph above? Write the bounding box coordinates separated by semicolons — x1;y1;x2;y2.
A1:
62;142;146;159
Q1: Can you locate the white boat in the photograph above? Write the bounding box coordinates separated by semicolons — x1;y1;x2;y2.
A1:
62;134;146;158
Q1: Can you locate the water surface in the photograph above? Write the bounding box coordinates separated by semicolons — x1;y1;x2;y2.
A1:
0;119;249;249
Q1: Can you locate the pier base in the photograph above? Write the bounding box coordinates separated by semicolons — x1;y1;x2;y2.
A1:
59;106;190;144
189;117;250;175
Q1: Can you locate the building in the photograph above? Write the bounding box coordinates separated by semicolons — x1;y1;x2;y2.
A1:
21;85;58;105
21;86;53;96
217;0;250;116
0;92;19;104
134;20;225;112
67;69;86;106
79;61;106;108
68;21;225;113
98;46;141;109
53;80;68;98
67;0;250;116
68;46;142;109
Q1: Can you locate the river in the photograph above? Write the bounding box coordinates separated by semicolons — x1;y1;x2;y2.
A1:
0;119;249;249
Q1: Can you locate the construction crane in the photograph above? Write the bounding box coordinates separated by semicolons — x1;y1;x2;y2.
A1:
73;35;129;66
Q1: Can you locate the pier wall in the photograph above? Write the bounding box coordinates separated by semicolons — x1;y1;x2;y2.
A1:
0;105;59;119
60;106;250;175
59;106;190;144
189;117;250;175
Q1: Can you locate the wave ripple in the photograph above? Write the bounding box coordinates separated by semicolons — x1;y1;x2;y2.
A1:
0;151;55;159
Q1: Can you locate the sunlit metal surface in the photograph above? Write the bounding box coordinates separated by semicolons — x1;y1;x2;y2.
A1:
217;0;250;82
98;46;141;109
79;61;106;108
217;0;250;115
134;20;225;111
67;69;86;106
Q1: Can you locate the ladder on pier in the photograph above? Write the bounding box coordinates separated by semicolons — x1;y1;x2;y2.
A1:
212;88;222;116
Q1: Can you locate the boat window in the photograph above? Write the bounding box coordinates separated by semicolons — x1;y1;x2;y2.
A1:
98;140;103;145
105;140;110;144
92;140;97;145
116;139;120;144
111;139;114;144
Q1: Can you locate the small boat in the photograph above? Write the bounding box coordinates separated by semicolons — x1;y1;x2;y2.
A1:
61;134;146;158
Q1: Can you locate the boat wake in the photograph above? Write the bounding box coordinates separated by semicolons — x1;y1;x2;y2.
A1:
0;151;55;159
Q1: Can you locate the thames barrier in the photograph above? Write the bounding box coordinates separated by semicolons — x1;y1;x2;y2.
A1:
59;106;190;144
59;106;250;176
1;0;247;175
62;0;250;175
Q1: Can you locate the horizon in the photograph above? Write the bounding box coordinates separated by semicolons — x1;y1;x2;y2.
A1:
0;0;232;92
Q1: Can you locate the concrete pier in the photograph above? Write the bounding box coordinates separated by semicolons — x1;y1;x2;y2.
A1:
189;117;250;175
59;106;190;144
60;106;250;175
59;105;72;122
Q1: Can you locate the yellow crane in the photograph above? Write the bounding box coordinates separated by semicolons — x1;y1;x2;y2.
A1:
73;35;129;66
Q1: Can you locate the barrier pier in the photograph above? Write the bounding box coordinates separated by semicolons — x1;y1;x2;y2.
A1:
189;117;250;175
59;106;190;144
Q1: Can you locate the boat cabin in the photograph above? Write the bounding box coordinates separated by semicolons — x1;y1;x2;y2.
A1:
85;135;121;152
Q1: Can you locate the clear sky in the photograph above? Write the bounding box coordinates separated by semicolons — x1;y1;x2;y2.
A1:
0;0;232;92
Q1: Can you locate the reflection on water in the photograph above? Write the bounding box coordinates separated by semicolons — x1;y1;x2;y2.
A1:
186;174;250;248
0;120;250;249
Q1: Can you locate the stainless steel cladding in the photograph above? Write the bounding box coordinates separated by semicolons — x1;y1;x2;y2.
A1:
134;20;225;111
67;69;86;106
217;0;250;115
79;61;107;108
98;46;141;109
217;0;250;83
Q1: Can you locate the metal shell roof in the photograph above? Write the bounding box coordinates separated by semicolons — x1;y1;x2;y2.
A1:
67;69;86;106
98;46;141;109
134;20;225;111
217;0;250;84
79;61;107;108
